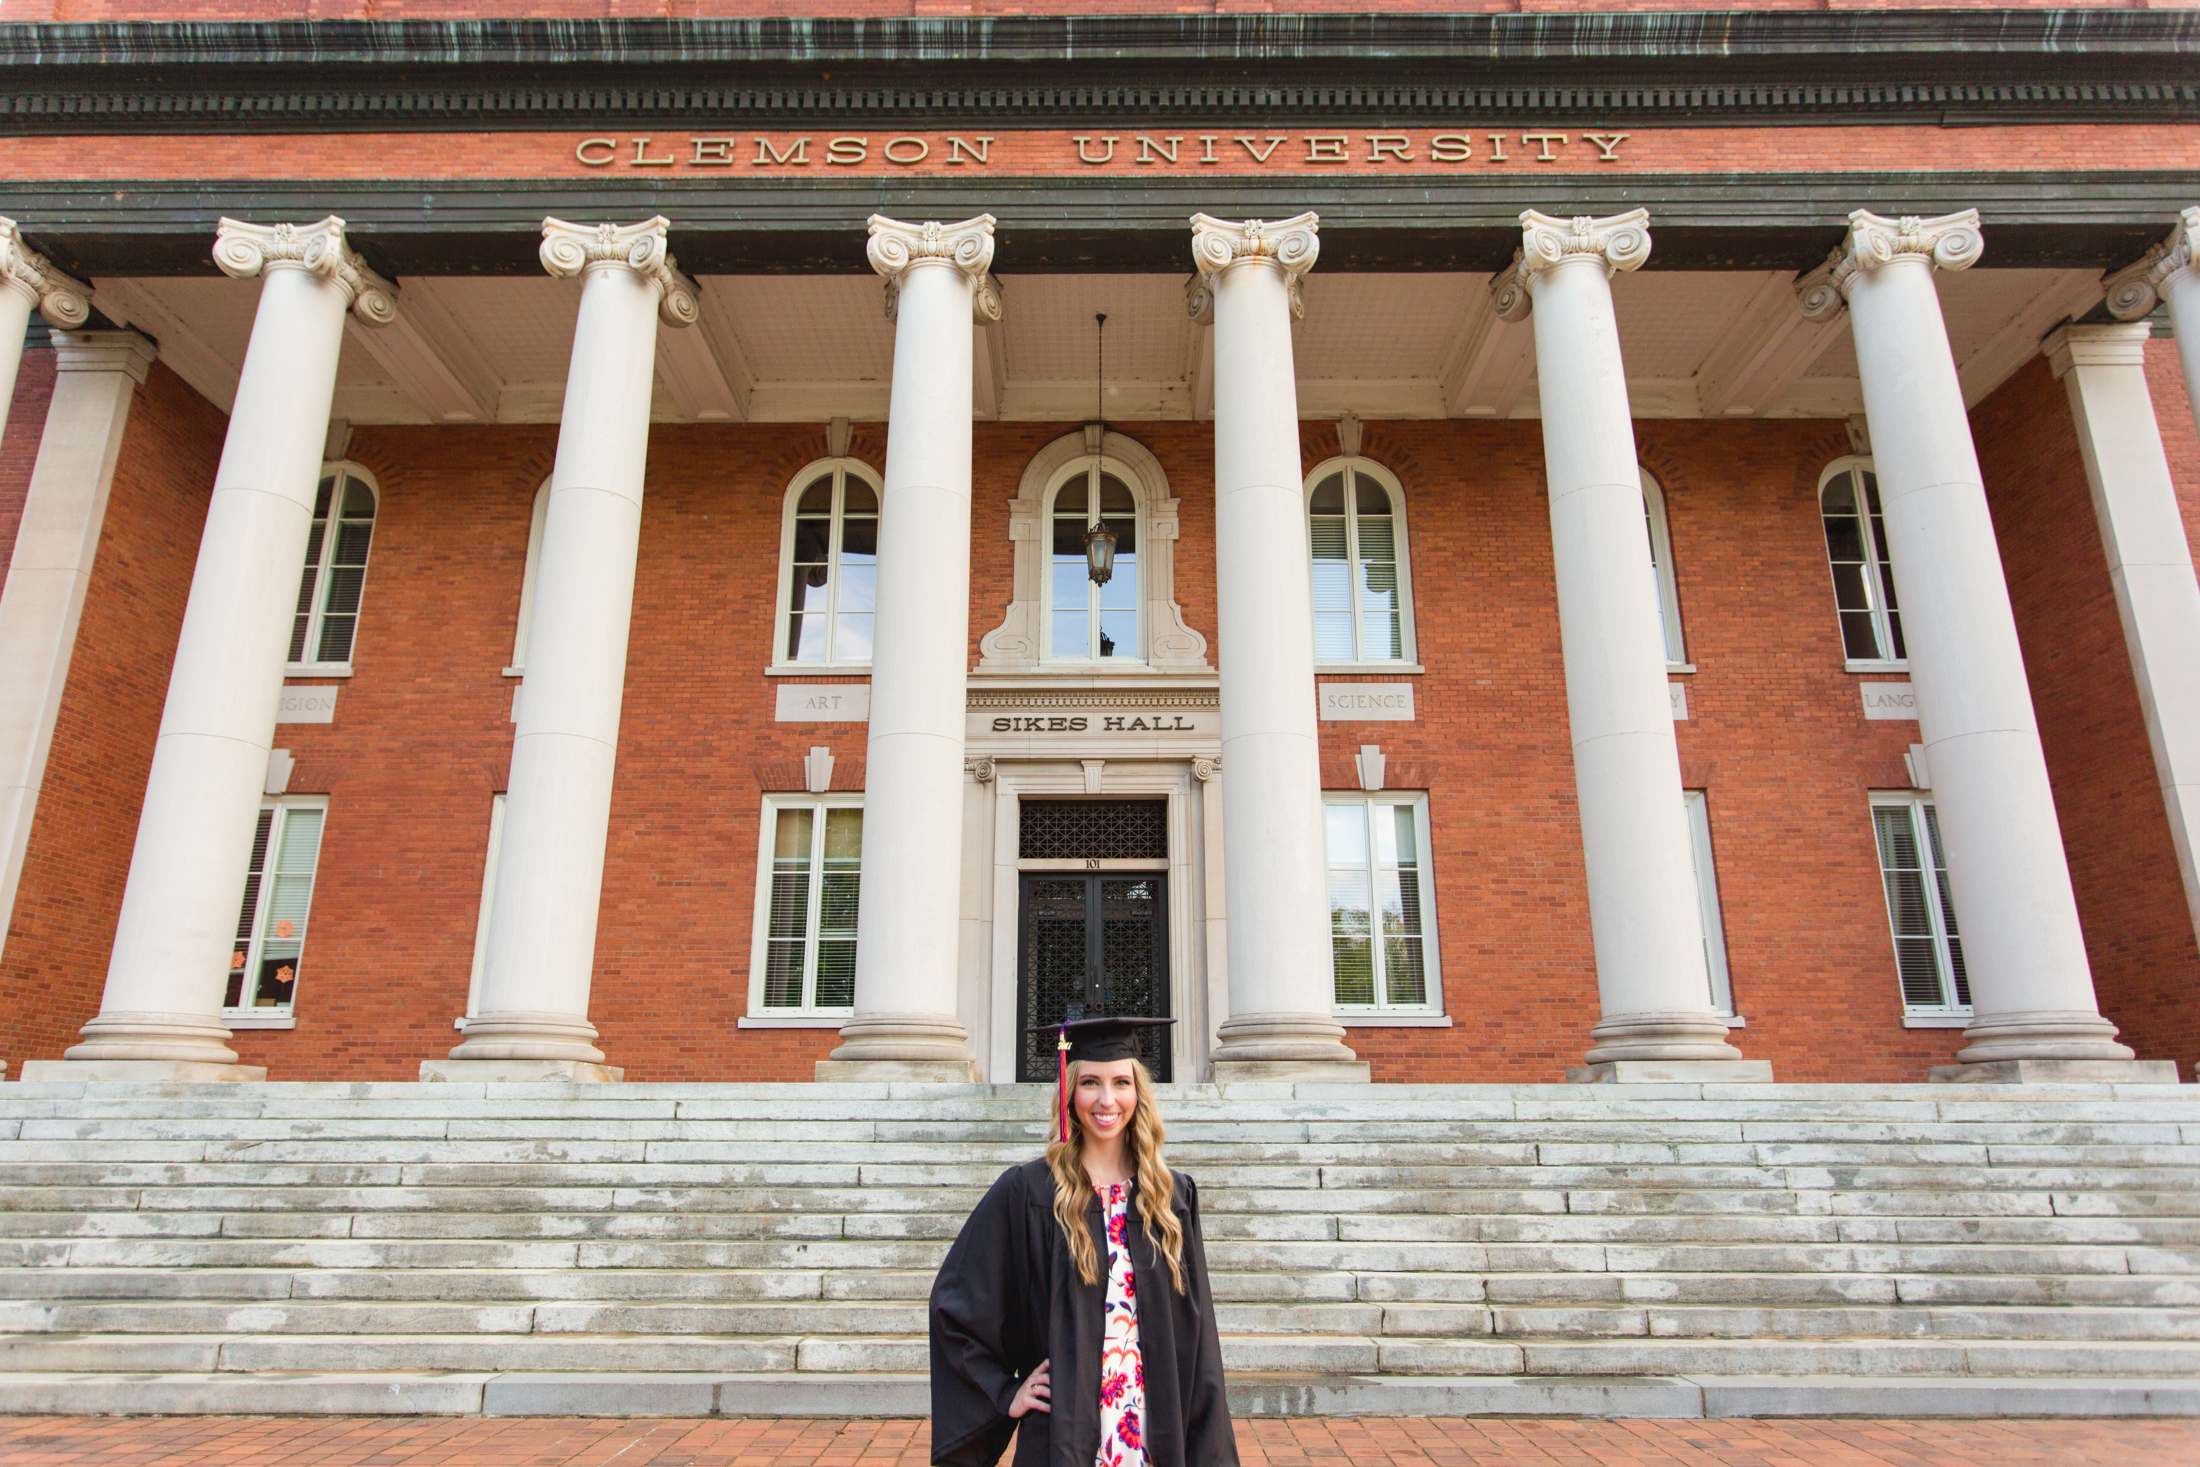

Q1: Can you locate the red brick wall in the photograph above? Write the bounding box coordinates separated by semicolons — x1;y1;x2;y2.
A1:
0;361;224;1070
1974;355;2200;1078
0;347;57;593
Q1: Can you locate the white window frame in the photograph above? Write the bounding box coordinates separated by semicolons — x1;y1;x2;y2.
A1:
770;457;885;672
505;480;551;677
1869;791;1973;1020
1305;456;1418;668
288;462;379;677
221;794;329;1029
1643;468;1690;670
1819;455;1908;672
1041;454;1146;665
1322;791;1443;1018
1683;790;1734;1017
745;792;865;1021
459;793;507;1028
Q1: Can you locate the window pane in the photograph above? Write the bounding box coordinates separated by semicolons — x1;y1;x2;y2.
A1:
1356;518;1396;572
1098;474;1134;514
1097;609;1135;659
796;476;834;514
833;614;873;661
1097;548;1138;611
791;518;832;570
837;562;876;615
1315;613;1356;661
1383;935;1426;1007
839;514;878;561
814;940;857;1010
1329;869;1374;1006
1308;473;1346;515
1821;471;1857;515
1838;611;1883;662
762;937;806;1008
763;807;813;1010
227;810;276;1009
841;478;878;514
824;807;863;862
340;479;376;518
312;476;337;519
1391;804;1417;866
1102;512;1136;557
788;615;826;662
1354;478;1391;515
1324;803;1369;865
773;807;814;862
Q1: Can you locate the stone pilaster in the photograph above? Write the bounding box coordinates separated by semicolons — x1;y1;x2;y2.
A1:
2105;208;2200;465
30;218;391;1082
817;215;997;1083
1191;212;1368;1084
429;217;696;1084
1505;211;1763;1083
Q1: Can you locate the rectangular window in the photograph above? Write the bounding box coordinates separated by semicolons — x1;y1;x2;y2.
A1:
1684;790;1734;1016
750;795;864;1016
1323;793;1441;1015
1870;793;1971;1016
223;796;328;1021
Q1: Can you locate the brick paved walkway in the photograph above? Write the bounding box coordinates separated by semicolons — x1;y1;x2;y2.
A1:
0;1418;2195;1467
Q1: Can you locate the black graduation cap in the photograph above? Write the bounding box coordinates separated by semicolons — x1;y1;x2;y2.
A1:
1028;1014;1176;1064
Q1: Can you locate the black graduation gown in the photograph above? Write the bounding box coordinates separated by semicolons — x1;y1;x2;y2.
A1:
929;1158;1236;1467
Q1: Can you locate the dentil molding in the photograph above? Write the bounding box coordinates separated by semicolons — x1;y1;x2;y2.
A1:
213;215;397;324
975;427;1211;676
0;216;90;327
539;215;699;328
1187;211;1319;322
867;215;1001;324
2104;206;2200;322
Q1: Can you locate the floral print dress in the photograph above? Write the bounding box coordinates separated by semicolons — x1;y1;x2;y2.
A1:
1094;1182;1146;1467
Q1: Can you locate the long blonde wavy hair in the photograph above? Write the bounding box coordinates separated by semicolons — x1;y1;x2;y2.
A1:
1045;1058;1187;1294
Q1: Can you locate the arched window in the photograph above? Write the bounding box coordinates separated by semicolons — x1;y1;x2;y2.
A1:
1819;456;1906;665
774;458;884;668
1045;457;1140;661
288;463;378;673
1642;469;1687;667
506;478;551;676
1306;457;1414;664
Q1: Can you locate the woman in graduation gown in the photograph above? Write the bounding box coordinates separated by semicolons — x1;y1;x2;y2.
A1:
929;1016;1237;1467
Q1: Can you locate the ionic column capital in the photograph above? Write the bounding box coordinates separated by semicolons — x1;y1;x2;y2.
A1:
1490;251;1532;323
539;216;699;328
1189;211;1319;320
0;216;91;328
1518;208;1652;285
214;216;397;325
867;215;1000;324
1828;208;1984;302
2103;207;2200;322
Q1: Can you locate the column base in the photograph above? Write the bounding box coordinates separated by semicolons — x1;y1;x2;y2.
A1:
19;1059;267;1083
814;1058;982;1084
420;1059;624;1083
1950;1009;2138;1065
444;1010;609;1066
1582;1010;1747;1065
61;1008;244;1067
1568;1059;1776;1084
1211;1058;1374;1084
1929;1058;2182;1084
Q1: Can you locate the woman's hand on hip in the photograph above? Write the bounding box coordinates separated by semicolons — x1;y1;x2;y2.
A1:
1008;1359;1051;1418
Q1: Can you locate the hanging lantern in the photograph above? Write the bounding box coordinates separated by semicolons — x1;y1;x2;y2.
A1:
1085;519;1118;586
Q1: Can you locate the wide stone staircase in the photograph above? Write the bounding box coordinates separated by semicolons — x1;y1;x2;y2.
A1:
0;1079;2196;1418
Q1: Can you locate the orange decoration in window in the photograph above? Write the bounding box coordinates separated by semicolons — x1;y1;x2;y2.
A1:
275;920;293;938
231;952;246;969
275;966;295;984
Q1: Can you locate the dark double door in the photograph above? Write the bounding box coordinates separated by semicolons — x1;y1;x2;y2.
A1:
1016;872;1171;1081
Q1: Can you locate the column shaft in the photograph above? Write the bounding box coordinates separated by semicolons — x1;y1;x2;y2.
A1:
0;333;155;969
1508;211;1753;1081
35;219;393;1080
436;217;696;1083
2048;323;2200;990
818;215;994;1083
1192;212;1365;1084
1836;210;2136;1073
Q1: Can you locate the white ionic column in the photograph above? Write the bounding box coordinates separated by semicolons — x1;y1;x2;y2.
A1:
0;330;157;971
817;215;998;1084
2105;207;2200;440
1189;212;1366;1084
1503;210;1760;1082
2046;323;2200;1046
1817;209;2146;1080
430;217;698;1084
29;219;394;1082
0;218;92;452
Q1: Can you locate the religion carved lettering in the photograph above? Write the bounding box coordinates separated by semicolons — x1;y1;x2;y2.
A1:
567;128;1631;172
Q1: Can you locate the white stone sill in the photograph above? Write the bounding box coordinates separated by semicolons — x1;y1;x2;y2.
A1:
1339;1014;1452;1028
765;666;872;678
1845;659;1911;675
1667;662;1698;675
1316;663;1426;675
1724;1014;1747;1028
1904;1013;1973;1028
223;1012;295;1029
502;666;523;679
737;1014;850;1028
285;664;352;680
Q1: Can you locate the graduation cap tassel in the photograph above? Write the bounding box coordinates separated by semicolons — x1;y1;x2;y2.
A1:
1056;1024;1072;1145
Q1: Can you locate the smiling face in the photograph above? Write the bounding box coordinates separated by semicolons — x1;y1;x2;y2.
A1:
1072;1058;1140;1147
